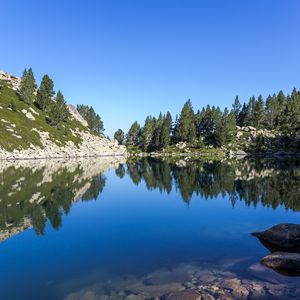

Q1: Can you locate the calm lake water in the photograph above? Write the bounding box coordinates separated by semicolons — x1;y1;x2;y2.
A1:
0;157;299;300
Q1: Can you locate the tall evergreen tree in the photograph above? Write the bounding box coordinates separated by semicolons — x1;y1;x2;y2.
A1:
175;100;196;143
160;111;172;148
77;105;104;134
126;121;141;146
253;95;265;127
48;91;69;126
114;129;125;144
232;96;241;122
153;113;163;149
265;94;279;129
215;108;236;146
19;68;37;104
140;116;156;151
238;103;248;126
36;74;55;111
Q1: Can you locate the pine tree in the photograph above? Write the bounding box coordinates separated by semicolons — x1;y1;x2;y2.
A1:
281;88;300;135
243;97;256;126
36;74;55;111
48;90;69;126
77;104;104;134
238;103;248;126
253;95;265;127
265;94;279;129
160;111;172;148
19;68;37;104
195;109;203;139
232;96;241;122
114;129;125;144
126;121;141;146
153;113;163;149
276;90;287;127
140;116;156;151
215;108;236;146
175;100;196;143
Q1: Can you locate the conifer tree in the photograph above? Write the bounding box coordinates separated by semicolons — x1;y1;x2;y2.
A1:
253;95;265;127
36;74;55;111
215;108;236;146
126;121;141;146
77;105;104;134
19;68;37;104
238;103;248;126
160;112;172;148
265;94;279;129
232;96;241;122
114;129;125;144
140;116;156;151
175;100;196;143
48;91;69;126
153;113;163;149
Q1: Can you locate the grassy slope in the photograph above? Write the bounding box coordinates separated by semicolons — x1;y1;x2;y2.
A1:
0;80;89;151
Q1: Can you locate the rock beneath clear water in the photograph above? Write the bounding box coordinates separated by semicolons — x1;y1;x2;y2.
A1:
251;223;300;251
261;252;300;275
124;295;145;300
163;289;201;300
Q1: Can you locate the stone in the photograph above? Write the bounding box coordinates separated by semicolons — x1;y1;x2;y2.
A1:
124;295;145;300
252;223;300;251
163;289;201;300
261;252;300;275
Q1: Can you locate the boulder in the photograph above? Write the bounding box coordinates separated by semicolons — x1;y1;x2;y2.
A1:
261;252;300;275
252;223;300;252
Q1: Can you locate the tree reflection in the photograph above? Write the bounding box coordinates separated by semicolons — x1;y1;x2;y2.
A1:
126;157;300;210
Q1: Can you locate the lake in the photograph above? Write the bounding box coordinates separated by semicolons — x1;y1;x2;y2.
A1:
0;157;299;300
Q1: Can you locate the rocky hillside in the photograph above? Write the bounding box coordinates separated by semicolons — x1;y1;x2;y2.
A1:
0;70;126;159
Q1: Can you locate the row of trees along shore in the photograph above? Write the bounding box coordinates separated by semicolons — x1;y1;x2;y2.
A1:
114;88;300;150
18;68;104;132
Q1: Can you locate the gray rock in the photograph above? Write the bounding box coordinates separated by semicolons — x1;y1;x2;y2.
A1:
163;289;201;300
252;223;300;251
261;252;300;275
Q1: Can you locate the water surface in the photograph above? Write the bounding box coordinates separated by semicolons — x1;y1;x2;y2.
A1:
0;157;299;299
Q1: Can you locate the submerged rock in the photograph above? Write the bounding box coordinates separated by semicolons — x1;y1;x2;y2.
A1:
261;252;300;275
163;289;201;300
251;223;300;252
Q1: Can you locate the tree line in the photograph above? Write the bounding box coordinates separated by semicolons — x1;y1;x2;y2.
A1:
19;68;104;132
114;88;300;150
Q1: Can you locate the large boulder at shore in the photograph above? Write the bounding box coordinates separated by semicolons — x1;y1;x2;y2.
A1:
261;252;300;275
252;223;300;252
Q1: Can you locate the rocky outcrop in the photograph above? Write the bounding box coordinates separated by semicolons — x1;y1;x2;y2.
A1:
261;252;300;275
252;223;300;252
0;127;127;159
67;104;89;127
252;223;300;275
0;70;20;91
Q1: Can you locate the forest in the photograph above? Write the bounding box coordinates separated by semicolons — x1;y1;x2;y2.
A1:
114;88;300;151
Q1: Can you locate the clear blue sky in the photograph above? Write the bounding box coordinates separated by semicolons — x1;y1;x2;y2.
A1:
1;0;300;136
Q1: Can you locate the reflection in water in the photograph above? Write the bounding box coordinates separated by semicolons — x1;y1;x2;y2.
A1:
0;157;125;242
125;157;300;210
1;157;300;241
0;157;300;299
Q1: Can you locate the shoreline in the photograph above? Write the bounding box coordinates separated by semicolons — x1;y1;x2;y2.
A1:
0;152;127;161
